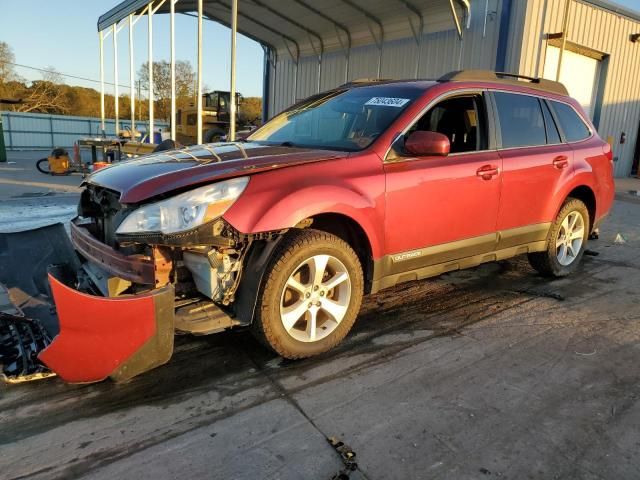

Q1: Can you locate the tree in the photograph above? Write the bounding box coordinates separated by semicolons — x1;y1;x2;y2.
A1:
0;41;17;83
15;68;69;114
239;97;263;125
138;60;196;121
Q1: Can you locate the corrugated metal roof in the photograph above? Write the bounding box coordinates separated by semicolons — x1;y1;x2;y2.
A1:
97;0;470;55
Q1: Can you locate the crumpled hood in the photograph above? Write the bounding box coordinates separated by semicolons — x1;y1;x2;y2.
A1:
86;142;348;204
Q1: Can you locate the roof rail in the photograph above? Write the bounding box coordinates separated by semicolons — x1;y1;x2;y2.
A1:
438;70;569;96
339;78;395;88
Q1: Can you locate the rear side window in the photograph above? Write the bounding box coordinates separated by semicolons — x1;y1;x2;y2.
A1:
541;100;561;144
550;101;591;142
493;92;546;148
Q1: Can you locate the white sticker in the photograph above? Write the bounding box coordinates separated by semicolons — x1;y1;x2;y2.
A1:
364;97;410;107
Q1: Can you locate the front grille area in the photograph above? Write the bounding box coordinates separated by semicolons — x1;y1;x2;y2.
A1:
78;185;126;247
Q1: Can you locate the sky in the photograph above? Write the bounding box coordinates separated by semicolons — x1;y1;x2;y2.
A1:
1;0;639;100
0;0;265;97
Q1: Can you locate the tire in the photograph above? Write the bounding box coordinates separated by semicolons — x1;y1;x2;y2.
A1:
528;198;590;277
36;158;50;174
203;128;225;144
252;229;364;359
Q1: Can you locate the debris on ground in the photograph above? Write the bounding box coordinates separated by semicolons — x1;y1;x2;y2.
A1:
0;283;55;384
512;288;565;301
614;233;627;244
584;249;600;256
328;436;358;479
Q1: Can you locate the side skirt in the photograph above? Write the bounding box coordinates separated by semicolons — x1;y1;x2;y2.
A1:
371;224;550;293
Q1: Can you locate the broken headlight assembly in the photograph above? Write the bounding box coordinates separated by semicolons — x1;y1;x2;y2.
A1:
116;177;249;236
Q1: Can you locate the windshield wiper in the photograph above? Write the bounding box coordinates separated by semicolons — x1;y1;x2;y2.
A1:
279;141;296;147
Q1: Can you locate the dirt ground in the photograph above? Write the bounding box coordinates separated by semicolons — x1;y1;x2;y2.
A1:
1;153;640;480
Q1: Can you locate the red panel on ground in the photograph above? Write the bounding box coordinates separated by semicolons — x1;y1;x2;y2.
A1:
38;274;157;383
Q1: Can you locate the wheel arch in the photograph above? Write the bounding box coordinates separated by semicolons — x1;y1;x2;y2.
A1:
566;185;596;231
306;213;375;294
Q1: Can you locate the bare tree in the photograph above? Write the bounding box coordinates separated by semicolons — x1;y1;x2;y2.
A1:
138;60;196;121
16;68;69;114
0;41;18;83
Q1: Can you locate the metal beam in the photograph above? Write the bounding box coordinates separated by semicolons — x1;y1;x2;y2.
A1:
249;0;323;52
148;1;154;141
129;15;136;133
293;0;352;84
99;31;105;135
340;0;384;77
229;0;238;141
197;0;203;144
211;1;300;64
170;0;176;141
398;0;423;78
113;24;120;135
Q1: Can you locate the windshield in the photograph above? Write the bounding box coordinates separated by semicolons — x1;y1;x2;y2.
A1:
247;85;423;151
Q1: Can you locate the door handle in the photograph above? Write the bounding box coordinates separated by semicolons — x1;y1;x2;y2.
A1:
553;155;569;169
476;165;499;180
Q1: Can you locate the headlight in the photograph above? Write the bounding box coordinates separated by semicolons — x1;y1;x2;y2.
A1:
116;177;249;235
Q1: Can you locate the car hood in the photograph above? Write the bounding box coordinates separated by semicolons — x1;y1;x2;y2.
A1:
86;142;348;204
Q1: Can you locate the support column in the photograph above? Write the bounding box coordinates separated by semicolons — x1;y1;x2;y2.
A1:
99;31;105;135
170;0;177;141
129;15;136;133
229;0;238;141
113;24;119;135
148;1;155;142
197;0;203;144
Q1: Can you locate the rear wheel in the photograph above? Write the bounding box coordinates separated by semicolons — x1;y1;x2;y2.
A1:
528;198;589;277
252;229;364;359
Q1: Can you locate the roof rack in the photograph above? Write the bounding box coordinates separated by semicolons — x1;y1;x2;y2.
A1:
438;70;569;96
339;78;396;88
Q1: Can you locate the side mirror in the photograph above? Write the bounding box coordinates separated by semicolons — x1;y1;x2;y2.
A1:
404;131;450;156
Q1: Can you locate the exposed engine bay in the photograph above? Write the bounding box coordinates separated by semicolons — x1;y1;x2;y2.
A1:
74;183;277;335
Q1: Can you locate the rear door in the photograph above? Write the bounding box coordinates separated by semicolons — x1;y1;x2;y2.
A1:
492;91;574;241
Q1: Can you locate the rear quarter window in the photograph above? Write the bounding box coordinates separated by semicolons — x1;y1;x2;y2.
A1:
550;101;591;142
493;92;546;149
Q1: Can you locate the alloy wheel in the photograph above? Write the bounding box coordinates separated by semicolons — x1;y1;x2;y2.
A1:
555;210;585;266
279;254;352;343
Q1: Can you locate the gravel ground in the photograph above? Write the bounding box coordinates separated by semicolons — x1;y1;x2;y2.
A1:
1;155;640;480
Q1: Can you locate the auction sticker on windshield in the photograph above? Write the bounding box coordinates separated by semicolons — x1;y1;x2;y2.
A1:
365;97;410;107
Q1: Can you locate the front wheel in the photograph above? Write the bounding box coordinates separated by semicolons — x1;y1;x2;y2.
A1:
528;198;590;277
252;229;364;359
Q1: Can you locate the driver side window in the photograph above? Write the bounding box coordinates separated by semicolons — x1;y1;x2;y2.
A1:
404;94;488;154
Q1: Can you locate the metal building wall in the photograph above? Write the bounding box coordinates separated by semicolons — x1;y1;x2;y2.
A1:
505;0;640;177
266;0;505;118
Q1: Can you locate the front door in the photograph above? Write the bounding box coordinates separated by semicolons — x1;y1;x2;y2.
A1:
383;93;502;275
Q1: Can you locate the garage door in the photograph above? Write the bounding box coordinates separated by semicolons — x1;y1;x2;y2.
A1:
543;45;601;119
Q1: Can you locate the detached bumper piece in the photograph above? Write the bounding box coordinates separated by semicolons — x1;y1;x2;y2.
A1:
38;271;175;383
0;223;176;384
0;284;55;383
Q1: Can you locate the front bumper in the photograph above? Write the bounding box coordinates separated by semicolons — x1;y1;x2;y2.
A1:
39;270;175;383
0;224;175;384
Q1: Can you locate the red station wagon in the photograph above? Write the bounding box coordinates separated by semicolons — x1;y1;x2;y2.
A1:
26;70;616;383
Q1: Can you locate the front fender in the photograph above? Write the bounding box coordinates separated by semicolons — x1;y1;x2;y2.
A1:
224;164;386;259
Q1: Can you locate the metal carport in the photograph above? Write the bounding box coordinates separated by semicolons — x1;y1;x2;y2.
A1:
97;0;472;142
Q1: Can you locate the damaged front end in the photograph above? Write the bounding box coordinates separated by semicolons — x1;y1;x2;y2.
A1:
0;182;282;384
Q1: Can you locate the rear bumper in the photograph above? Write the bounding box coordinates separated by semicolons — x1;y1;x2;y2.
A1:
38;269;175;383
